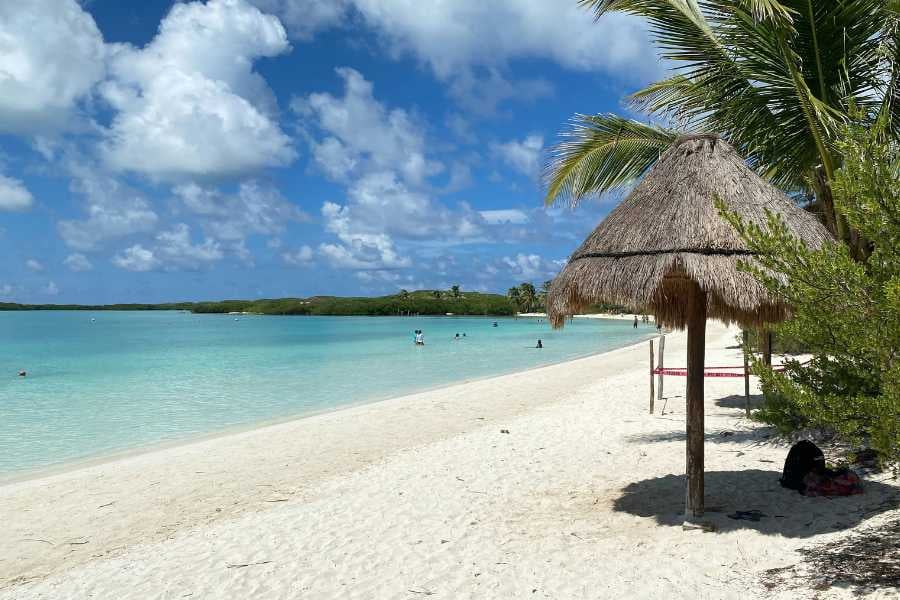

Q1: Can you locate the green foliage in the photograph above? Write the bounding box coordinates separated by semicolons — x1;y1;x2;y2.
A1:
721;115;900;469
190;291;517;317
547;1;900;255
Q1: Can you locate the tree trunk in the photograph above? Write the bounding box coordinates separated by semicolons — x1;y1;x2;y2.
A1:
761;329;773;367
685;281;707;518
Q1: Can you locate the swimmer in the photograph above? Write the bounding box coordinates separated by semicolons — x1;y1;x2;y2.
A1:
535;339;543;349
454;333;460;340
17;370;26;377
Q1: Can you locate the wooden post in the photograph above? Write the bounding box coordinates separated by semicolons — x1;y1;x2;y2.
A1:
657;335;666;410
685;281;707;518
649;339;655;414
742;329;751;418
761;328;773;367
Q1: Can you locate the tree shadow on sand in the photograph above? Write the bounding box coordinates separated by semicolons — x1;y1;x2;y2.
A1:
715;393;765;410
613;469;899;538
624;429;773;445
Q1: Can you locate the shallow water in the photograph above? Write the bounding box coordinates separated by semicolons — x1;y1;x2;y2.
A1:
0;311;655;475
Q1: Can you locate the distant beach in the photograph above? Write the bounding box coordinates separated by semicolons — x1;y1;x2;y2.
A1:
2;322;895;598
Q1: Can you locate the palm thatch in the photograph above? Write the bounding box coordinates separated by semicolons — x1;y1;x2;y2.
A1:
548;134;831;330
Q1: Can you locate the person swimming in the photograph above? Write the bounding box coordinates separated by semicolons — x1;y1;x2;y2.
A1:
492;322;498;327
535;339;543;348
17;370;26;377
454;333;460;340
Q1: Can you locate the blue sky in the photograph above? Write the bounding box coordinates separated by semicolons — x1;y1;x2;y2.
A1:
0;0;661;304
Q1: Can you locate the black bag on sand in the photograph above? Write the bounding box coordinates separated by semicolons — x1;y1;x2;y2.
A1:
780;440;825;492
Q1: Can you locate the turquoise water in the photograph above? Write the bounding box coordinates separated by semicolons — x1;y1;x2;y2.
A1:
0;312;655;476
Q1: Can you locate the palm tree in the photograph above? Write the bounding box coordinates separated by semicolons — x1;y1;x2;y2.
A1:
545;0;899;258
399;289;410;300
450;284;461;299
507;286;522;311
538;280;552;310
518;282;538;312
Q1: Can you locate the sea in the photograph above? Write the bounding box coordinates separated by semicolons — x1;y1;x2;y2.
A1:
0;311;656;477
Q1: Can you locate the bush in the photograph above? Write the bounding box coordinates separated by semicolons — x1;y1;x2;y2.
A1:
722;114;900;470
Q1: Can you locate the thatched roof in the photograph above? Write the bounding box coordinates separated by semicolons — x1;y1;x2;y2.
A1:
548;134;832;329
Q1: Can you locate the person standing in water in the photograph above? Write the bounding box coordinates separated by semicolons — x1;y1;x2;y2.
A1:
535;339;543;348
415;330;425;345
633;315;638;328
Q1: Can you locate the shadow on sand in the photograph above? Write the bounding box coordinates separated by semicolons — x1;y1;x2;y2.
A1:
624;428;774;445
613;469;899;538
715;393;765;410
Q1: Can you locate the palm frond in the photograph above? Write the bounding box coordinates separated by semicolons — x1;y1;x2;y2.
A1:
543;114;680;206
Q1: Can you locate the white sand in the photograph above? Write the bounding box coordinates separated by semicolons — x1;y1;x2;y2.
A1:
1;323;896;599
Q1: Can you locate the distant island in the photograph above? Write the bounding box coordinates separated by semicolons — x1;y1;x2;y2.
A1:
0;289;624;317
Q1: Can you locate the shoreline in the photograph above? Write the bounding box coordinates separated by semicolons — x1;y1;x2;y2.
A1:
1;325;692;590
4;321;895;599
0;328;659;487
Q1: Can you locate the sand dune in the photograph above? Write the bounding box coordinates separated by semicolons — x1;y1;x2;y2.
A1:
1;322;896;599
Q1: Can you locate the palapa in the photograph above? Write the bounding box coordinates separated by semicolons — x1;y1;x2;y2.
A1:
546;134;831;517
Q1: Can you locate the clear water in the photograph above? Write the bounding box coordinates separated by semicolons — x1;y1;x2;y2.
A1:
0;312;655;476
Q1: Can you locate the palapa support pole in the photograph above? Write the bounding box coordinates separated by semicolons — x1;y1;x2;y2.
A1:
649;339;655;414
685;281;706;518
742;330;751;417
760;328;773;367
657;335;665;411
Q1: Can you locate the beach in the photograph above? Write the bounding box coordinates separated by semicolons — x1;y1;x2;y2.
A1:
1;321;897;599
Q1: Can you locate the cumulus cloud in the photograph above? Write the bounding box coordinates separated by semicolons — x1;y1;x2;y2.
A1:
319;201;411;270
491;135;543;178
0;0;106;134
43;281;60;296
293;67;442;186
479;209;529;225
154;224;224;269
64;253;93;272
248;0;350;40
0;174;34;211
100;0;295;179
281;245;314;266
58;167;159;251
350;0;655;81
173;181;309;241
500;253;563;281
113;245;160;272
26;259;44;272
112;224;223;272
296;68;490;270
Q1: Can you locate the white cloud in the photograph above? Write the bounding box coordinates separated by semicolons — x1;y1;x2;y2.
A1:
43;281;60;296
64;253;93;272
479;209;529;225
319;201;411;270
0;175;34;211
100;0;295;179
248;0;350;40
112;225;226;273
113;245;160;272
293;67;442;186
26;259;44;272
296;68;490;271
448;68;553;117
282;245;314;266
173;181;309;241
0;284;13;298
500;253;561;281
58;166;159;251
491;135;543;177
350;0;655;81
0;0;106;134
154;224;224;269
